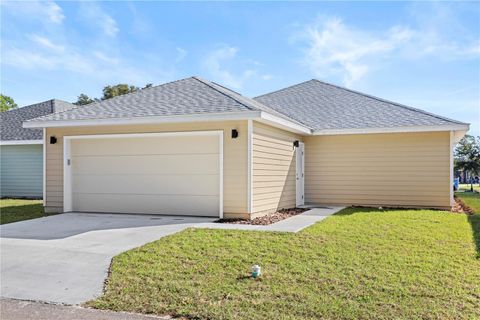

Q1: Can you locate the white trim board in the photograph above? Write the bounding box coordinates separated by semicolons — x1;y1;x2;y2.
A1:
63;130;224;218
0;140;43;145
42;128;46;205
449;131;454;207
24;111;261;128
22;108;468;137
312;124;470;136
247;119;253;214
23;110;313;136
258;112;311;135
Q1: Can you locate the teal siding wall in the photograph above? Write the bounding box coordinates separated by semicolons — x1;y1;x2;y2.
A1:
1;144;43;198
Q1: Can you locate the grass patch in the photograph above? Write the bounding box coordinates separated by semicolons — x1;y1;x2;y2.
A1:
455;192;480;214
0;199;53;224
88;207;480;319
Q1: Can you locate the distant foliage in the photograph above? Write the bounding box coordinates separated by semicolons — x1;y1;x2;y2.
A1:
102;84;139;100
0;94;18;112
74;94;96;106
455;134;480;179
72;83;154;106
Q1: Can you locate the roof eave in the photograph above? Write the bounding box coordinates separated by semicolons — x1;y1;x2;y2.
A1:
258;112;312;135
23;111;263;129
0;140;43;145
22;110;313;135
312;123;470;136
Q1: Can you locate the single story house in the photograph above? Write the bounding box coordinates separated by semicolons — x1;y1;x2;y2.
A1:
1;100;74;198
23;77;469;219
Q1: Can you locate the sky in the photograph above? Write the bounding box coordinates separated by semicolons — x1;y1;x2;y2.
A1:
1;1;479;135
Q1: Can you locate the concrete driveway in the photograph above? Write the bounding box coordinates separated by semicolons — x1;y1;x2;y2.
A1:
0;213;215;305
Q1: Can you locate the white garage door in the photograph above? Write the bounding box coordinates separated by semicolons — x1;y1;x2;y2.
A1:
65;132;222;217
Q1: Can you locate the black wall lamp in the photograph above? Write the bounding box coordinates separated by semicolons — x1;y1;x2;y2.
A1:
231;129;239;139
293;140;300;147
50;136;57;144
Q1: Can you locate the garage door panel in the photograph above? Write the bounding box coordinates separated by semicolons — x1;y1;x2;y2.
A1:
72;174;219;195
69;133;221;217
71;135;219;156
72;193;219;216
72;154;219;175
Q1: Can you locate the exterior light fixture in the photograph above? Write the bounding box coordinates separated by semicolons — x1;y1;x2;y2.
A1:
50;136;57;144
293;140;300;147
231;129;239;139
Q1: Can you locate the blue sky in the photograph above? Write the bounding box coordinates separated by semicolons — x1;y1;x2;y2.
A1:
2;1;479;135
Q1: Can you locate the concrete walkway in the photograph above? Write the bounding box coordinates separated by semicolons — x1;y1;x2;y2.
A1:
195;206;344;232
1;206;342;307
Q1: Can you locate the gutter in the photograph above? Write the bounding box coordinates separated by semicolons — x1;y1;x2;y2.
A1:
312;124;470;136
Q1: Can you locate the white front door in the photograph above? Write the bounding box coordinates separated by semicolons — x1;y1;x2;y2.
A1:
296;142;305;207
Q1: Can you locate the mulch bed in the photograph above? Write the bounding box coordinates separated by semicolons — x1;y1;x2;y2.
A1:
216;207;308;225
453;196;475;215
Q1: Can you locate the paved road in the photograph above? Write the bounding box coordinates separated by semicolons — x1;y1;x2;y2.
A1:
0;299;168;320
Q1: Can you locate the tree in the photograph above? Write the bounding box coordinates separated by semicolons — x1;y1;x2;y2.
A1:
454;135;480;191
102;84;139;100
0;94;18;112
74;94;96;106
71;83;153;106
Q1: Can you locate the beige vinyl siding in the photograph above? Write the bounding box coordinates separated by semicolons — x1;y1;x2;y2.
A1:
304;131;451;209
252;121;302;215
45;121;248;216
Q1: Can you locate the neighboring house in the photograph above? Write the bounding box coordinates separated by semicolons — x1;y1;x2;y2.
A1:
23;77;469;218
1;100;75;198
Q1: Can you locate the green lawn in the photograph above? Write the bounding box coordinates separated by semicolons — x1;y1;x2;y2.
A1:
456;191;480;214
459;183;480;192
89;207;480;320
0;199;52;224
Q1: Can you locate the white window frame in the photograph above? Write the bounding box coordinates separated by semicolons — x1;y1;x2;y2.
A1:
63;130;224;218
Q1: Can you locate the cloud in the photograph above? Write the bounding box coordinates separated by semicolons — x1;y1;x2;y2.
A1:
1;0;64;24
43;1;64;24
176;47;188;62
295;17;413;86
80;2;119;37
295;9;480;86
3;47;95;74
202;45;262;89
93;51;120;65
29;34;64;52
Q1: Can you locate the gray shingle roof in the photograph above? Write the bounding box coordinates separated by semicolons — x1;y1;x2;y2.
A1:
27;77;275;123
254;79;467;131
1;100;74;141
24;77;467;133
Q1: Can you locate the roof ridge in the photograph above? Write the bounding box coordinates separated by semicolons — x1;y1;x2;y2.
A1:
35;100;83;120
254;79;316;99
191;76;257;111
194;77;311;127
311;79;468;125
210;81;243;96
